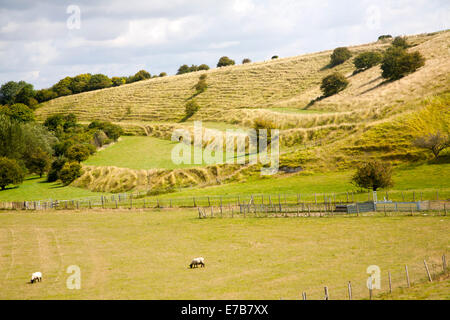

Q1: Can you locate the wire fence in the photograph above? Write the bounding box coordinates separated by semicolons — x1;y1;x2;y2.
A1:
1;189;449;212
298;254;448;300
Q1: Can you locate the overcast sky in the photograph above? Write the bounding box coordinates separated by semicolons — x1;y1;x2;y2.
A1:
0;0;448;89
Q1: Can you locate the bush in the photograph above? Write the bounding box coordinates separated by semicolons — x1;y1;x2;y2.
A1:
47;157;67;182
59;162;82;185
131;70;151;82
92;130;108;147
271;55;279;59
198;64;210;71
330;47;352;67
182;99;200;121
378;35;392;41
242;58;251;64
111;77;126;87
320;72;349;97
0;157;24;190
0;103;35;123
217;56;235;67
88;121;123;141
66;144;91;163
159;72;167;77
353;52;383;71
35;89;58;103
194;75;208;94
392;36;408;49
88;74;112;90
351;160;393;191
253;118;277;148
381;46;425;80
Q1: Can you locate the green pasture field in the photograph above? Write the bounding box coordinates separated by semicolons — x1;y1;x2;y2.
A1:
0;209;448;300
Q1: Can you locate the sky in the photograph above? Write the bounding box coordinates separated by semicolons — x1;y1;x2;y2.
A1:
0;0;448;89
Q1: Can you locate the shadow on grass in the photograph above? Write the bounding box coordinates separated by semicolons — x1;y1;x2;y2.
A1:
0;185;20;192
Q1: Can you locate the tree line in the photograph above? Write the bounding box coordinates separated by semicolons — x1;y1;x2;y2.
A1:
0;69;161;108
0;107;123;190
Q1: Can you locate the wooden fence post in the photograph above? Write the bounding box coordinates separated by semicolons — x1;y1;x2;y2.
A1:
405;265;410;287
193;197;196;207
443;254;447;272
348;281;352;300
302;292;307;300
324;286;329;300
388;271;392;294
424;260;432;282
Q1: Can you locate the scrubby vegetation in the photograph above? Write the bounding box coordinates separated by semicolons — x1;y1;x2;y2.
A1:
0;69;155;107
381;46;425;80
330;47;352;67
353;51;383;72
217;56;235;67
0;157;24;190
351;160;394;191
177;64;210;75
320;72;349;97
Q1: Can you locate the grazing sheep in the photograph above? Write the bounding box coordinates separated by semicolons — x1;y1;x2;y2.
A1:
189;257;205;269
31;272;42;284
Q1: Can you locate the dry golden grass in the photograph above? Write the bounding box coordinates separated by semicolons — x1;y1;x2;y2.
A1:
36;31;448;126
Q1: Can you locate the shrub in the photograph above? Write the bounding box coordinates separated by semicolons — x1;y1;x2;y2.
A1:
66;144;91;163
88;121;123;141
217;56;235;67
381;46;425;80
198;64;210;71
111;77;126;87
242;58;251;64
177;64;191;75
47;157;67;182
131;70;151;82
88;74;112;90
59;162;82;185
183;99;200;121
320;72;349;97
413;131;450;159
35;89;57;103
0;157;24;190
0;103;35;123
353;51;383;71
351;160;393;191
52;77;73;96
330;47;352;67
253;118;277;148
378;35;392;41
159;72;167;77
195;75;208;94
70;74;92;93
93;130;108;147
392;36;408;49
271;55;279;59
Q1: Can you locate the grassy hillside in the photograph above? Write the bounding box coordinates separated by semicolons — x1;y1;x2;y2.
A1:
35;31;449;127
29;30;450;194
0;210;448;299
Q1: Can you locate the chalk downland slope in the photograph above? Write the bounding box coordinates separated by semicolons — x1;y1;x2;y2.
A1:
34;30;450;192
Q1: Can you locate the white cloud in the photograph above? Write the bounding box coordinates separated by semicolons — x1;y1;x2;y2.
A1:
0;0;448;88
209;41;240;49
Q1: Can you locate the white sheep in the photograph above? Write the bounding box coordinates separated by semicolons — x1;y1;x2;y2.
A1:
31;272;42;284
189;257;205;269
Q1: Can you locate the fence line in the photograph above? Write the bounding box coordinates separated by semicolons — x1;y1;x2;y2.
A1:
299;254;448;300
